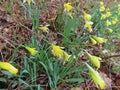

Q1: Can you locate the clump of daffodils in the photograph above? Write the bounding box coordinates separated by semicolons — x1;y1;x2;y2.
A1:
83;12;93;32
51;44;71;61
0;62;18;74
23;0;34;5
25;46;38;55
85;63;106;89
85;51;101;68
101;11;112;20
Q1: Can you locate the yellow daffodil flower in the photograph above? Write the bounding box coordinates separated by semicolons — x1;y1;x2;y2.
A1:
106;12;112;17
106;20;111;26
101;14;107;19
112;18;119;24
90;37;97;45
0;62;18;74
64;3;73;12
86;52;101;68
86;63;106;89
51;44;71;61
85;21;93;32
51;44;64;58
93;36;106;44
38;24;49;32
23;0;34;5
25;46;38;55
99;1;104;5
100;6;105;12
83;12;92;21
83;12;93;32
64;52;71;61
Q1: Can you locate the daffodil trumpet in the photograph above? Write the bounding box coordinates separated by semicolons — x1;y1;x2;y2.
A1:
0;62;18;74
84;50;102;68
25;46;38;55
90;37;97;45
51;44;71;61
85;63;106;89
38;24;49;32
64;3;73;12
92;36;106;44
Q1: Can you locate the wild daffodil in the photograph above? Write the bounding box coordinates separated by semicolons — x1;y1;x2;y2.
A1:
64;52;71;61
85;21;93;32
99;1;104;5
90;37;97;45
112;18;119;24
64;3;73;12
51;44;64;58
25;46;38;55
38;24;49;32
51;44;71;61
86;63;106;89
86;51;101;68
100;6;105;12
83;12;93;32
0;62;18;74
83;12;92;21
93;36;106;44
23;0;34;5
106;12;112;17
105;20;111;26
101;14;107;19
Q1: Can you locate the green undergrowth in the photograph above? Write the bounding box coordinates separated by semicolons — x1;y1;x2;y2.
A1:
0;0;120;90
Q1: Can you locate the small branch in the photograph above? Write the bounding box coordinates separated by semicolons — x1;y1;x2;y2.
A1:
0;35;15;48
102;54;120;60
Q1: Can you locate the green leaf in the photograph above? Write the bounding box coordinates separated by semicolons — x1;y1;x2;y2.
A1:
0;78;6;82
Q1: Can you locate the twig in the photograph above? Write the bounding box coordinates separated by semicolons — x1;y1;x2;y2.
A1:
0;35;15;48
102;54;120;60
